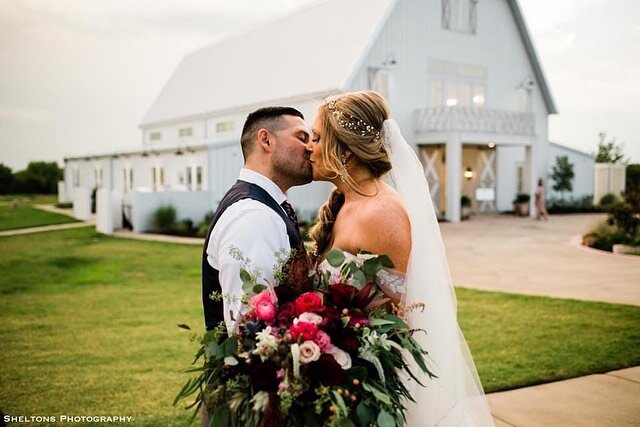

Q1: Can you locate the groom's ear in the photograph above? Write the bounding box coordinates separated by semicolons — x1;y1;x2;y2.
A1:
257;129;273;152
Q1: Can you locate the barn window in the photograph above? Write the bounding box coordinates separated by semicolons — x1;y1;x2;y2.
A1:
150;132;161;141
179;127;193;137
442;0;477;34
216;121;234;133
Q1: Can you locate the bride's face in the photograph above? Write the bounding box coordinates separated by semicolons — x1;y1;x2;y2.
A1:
309;112;333;182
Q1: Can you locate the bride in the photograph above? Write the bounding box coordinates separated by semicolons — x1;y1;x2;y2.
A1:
307;91;495;426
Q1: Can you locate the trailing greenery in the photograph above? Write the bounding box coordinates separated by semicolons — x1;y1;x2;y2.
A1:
0;227;638;424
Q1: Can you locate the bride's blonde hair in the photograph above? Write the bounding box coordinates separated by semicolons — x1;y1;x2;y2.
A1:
310;90;392;255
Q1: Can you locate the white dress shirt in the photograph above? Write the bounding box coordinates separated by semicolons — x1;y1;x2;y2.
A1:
206;168;291;332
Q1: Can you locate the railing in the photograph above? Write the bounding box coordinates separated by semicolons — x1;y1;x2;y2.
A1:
415;106;535;136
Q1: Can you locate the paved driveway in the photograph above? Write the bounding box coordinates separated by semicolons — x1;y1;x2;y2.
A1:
440;214;640;306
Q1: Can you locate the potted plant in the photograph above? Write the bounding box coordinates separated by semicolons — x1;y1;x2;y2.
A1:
513;193;530;216
461;195;472;220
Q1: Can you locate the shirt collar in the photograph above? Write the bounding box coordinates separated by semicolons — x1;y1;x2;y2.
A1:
238;168;287;205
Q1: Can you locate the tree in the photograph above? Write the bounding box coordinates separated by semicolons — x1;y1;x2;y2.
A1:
550;155;574;199
0;163;16;194
595;132;627;164
13;161;63;194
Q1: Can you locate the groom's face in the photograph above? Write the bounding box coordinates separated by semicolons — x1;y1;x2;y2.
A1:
271;115;313;186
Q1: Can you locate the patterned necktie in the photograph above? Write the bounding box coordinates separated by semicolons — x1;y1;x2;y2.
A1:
280;200;299;229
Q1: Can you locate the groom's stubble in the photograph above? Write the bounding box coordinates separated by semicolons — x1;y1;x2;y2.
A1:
271;117;313;189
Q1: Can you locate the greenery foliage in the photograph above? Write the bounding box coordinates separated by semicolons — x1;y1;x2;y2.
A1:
595;132;627;164
0;161;63;194
151;205;177;233
549;156;574;198
513;193;530;204
546;195;600;214
599;193;619;208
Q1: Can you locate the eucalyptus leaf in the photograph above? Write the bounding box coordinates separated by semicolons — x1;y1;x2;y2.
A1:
222;337;238;357
356;402;375;427
224;356;238;366
326;249;346;267
252;284;266;293
369;318;395;327
332;390;348;415
377;409;396;427
348;270;367;288
377;255;395;268
240;268;253;284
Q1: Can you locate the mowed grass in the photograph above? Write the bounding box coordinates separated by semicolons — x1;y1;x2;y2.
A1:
0;194;76;231
0;227;638;425
456;288;640;392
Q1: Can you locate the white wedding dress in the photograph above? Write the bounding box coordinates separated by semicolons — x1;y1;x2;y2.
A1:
317;120;494;426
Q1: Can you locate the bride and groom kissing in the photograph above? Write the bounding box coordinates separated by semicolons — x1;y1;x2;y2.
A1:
200;91;494;426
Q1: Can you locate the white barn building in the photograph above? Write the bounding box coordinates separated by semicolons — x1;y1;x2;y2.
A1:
61;0;594;232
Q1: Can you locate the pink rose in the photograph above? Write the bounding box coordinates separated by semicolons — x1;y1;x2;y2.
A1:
313;330;333;352
250;289;276;311
290;321;318;342
255;300;276;324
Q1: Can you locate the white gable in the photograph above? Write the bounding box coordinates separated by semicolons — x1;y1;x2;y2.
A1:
140;0;395;127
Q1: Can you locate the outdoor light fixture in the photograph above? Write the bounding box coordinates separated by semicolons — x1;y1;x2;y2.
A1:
141;152;149;157
464;167;474;181
488;142;496;148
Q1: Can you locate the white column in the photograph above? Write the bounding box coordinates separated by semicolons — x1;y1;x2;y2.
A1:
524;144;537;218
445;133;462;222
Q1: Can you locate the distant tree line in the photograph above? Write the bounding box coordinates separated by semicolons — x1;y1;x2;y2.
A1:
0;161;62;194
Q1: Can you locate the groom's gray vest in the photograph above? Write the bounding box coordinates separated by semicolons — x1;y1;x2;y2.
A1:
201;180;303;331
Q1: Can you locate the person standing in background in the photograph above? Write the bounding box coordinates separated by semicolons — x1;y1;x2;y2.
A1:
535;178;549;221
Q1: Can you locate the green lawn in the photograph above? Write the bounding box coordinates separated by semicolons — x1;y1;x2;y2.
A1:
0;227;638;425
0;194;77;231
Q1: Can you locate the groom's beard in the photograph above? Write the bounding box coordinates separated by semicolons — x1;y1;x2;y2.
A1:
273;154;313;187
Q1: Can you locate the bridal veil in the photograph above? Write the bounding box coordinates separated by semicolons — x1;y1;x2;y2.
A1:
381;119;494;426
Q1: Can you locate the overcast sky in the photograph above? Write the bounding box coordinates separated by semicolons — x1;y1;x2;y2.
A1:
0;0;638;171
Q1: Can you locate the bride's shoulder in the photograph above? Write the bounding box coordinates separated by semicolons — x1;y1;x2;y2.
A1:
358;186;408;226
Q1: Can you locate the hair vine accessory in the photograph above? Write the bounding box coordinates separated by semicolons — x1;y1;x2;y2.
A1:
325;96;381;143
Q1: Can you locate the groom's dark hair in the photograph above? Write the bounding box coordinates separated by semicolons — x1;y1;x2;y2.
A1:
240;106;304;160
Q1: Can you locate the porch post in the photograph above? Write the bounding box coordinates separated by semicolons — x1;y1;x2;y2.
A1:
524;144;537;218
445;133;462;222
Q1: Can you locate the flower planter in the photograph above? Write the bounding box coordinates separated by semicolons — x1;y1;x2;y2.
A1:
612;244;640;256
513;202;529;217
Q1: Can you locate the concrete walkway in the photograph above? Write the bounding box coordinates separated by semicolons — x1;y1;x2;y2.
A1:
112;229;204;245
441;214;640;306
0;221;93;237
488;366;640;426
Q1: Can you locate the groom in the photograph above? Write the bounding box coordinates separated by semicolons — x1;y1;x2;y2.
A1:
201;106;313;334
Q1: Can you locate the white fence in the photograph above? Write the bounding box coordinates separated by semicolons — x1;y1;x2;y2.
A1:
96;189;123;235
594;163;626;204
130;190;212;233
73;186;92;221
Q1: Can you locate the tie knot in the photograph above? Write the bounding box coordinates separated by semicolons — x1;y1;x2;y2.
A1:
281;200;299;227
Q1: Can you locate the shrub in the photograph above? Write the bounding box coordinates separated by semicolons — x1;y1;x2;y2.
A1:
174;219;195;236
55;202;72;209
513;193;530;204
599;193;619;208
606;202;639;236
547;195;600;214
152;205;177;233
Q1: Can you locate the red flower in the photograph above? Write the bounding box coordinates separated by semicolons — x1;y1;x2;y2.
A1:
328;283;357;308
276;302;297;325
248;358;279;391
308;354;346;386
316;306;340;328
295;292;323;315
330;328;360;354
290;321;318;342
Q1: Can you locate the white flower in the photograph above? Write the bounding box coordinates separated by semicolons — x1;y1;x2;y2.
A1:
251;391;269;413
253;326;279;361
297;312;323;325
298;340;321;364
291;343;301;379
327;346;352;370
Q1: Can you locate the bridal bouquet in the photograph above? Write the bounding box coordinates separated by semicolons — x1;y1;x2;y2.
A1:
175;248;434;427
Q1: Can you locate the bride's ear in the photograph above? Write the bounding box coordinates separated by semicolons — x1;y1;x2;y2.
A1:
342;149;354;164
